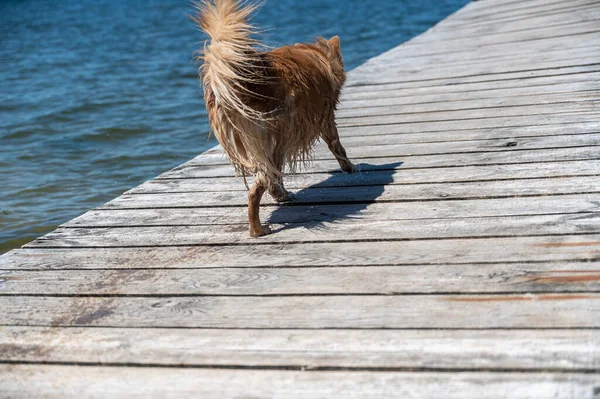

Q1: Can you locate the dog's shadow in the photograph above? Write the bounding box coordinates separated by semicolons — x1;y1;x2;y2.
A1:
267;162;403;233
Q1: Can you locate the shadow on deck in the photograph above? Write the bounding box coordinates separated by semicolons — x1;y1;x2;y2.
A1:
269;161;403;232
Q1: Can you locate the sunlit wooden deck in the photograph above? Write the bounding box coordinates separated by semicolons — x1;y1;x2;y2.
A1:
1;0;600;397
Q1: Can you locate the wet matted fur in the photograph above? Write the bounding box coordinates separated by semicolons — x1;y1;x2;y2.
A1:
192;0;354;237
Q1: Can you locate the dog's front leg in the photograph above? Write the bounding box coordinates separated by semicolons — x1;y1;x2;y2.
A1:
248;181;272;238
323;126;355;173
268;181;296;203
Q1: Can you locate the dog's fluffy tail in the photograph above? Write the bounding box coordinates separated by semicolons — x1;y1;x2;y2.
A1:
192;0;265;121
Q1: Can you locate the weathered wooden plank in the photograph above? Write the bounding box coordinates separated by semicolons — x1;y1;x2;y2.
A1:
442;1;599;28
128;161;600;193
406;8;600;45
340;84;599;109
441;18;600;40
450;0;590;19
416;12;600;42
63;195;600;228
347;54;600;85
337;114;600;137
128;165;600;197
443;4;600;29
359;41;600;69
340;74;600;101
181;134;600;168
336;122;600;144
28;212;600;247
452;0;593;17
170;147;600;178
337;102;599;127
1;327;598;370
192;133;600;162
3;234;598;270
375;44;599;79
411;33;600;62
101;176;600;209
351;47;600;80
356;41;600;75
2;294;600;328
402;20;600;51
1;365;598;399
4;262;600;296
345;65;600;92
340;82;600;110
361;31;600;67
342;114;600;139
378;35;600;67
337;91;598;118
449;0;593;16
316;134;600;159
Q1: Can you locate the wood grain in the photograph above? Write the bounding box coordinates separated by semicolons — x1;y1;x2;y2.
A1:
3;262;600;295
336;91;600;118
1;365;598;399
175;132;600;164
3;234;599;270
163;148;600;178
28;212;600;247
340;82;600;109
63;195;600;228
2;294;600;328
100;176;600;209
1;327;598;370
126;161;600;193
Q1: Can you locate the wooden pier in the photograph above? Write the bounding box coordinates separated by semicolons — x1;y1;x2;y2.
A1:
1;0;600;397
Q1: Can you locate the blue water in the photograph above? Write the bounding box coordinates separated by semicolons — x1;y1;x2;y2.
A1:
0;0;469;253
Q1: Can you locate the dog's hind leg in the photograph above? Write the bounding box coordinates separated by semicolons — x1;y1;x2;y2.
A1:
248;180;272;237
267;142;295;203
322;124;355;173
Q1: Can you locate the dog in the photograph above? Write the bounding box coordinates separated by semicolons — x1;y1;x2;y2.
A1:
192;0;354;237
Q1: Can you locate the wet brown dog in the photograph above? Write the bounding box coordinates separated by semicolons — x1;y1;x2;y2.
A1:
193;0;354;237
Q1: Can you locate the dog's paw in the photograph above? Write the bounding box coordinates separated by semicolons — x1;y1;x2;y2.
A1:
277;191;297;203
342;162;356;174
250;224;272;238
